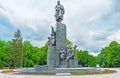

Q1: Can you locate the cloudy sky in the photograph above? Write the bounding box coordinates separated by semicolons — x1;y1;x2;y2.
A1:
0;0;120;53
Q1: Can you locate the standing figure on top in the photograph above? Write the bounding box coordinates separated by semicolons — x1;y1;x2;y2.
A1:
55;0;65;22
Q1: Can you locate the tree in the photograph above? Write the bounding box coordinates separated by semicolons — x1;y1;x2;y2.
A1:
98;41;120;67
0;40;10;68
23;41;48;67
66;39;73;47
8;29;23;68
37;43;48;65
76;50;97;67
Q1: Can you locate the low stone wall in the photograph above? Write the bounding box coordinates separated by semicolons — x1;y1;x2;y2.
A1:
34;65;48;72
34;65;99;73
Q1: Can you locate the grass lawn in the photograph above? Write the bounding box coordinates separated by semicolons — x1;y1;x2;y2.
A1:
71;69;116;75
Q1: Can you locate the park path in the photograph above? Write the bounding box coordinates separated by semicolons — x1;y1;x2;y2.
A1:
0;68;120;78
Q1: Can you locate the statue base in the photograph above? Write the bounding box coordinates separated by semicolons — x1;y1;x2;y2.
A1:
18;66;99;74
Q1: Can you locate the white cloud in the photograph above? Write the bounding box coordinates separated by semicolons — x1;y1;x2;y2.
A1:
107;30;120;42
63;0;112;23
0;0;120;52
89;52;100;56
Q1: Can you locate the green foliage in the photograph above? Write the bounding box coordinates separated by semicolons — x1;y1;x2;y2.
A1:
0;40;10;68
98;41;120;67
8;29;23;68
37;43;48;65
22;41;48;67
66;39;73;47
22;41;34;67
1;29;120;68
76;50;97;67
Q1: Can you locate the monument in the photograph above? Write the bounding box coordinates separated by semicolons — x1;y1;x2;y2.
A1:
19;1;99;74
47;0;78;68
35;1;79;71
34;1;80;73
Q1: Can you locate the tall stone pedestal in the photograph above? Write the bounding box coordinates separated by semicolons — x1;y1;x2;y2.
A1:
47;22;79;68
55;22;67;67
47;22;67;68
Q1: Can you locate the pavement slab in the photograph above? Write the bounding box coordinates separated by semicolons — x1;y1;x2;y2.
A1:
0;68;119;78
